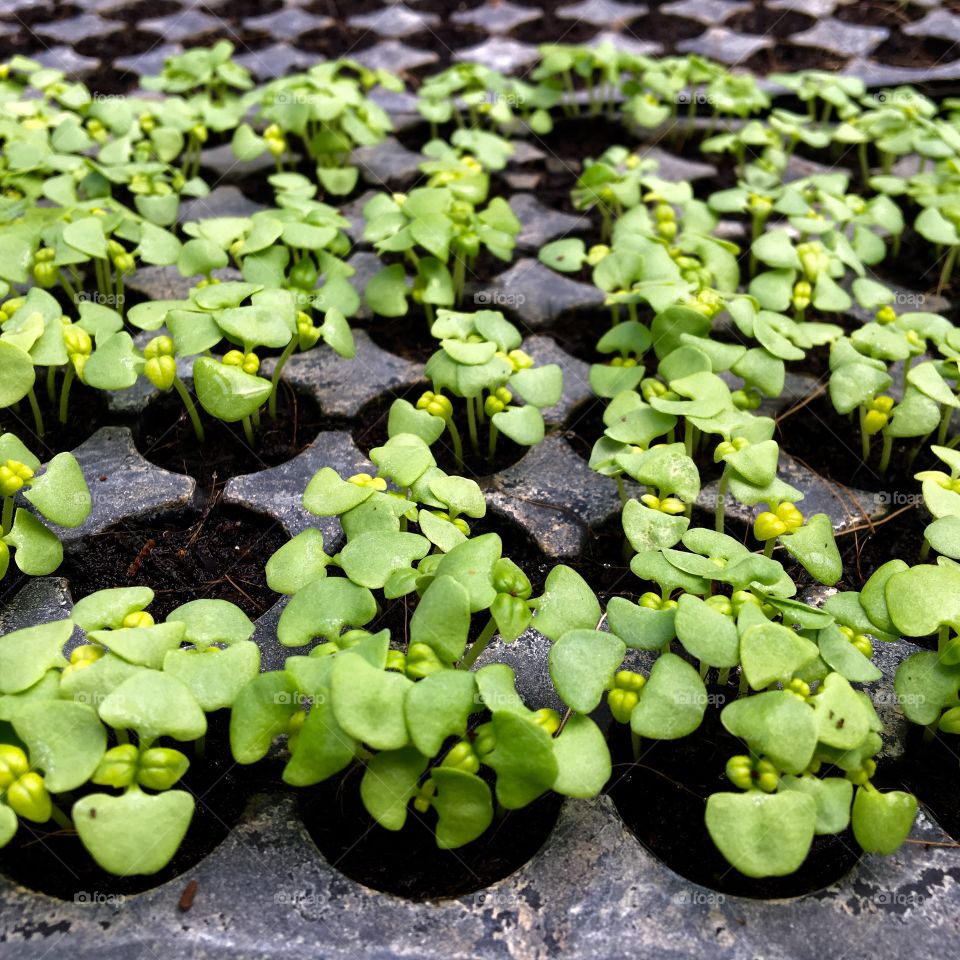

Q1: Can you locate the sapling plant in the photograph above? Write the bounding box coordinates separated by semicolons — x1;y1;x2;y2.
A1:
0;432;90;581
0;589;256;874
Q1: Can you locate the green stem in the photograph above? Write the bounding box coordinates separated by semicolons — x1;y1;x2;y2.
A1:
939;625;949;655
444;416;464;470
2;496;13;536
49;803;73;832
940;245;959;297
465;395;479;454
859;406;871;461
459;617;498;670
858;142;870;185
46;365;57;405
57;269;80;304
715;469;729;533
269;338;299;419
26;388;44;438
615;473;627;507
58;366;75;424
878;434;893;474
631;731;642;761
718;667;731;687
763;538;776;558
919;537;932;562
172;376;205;442
488;422;498;464
242;415;255;447
937;403;953;447
452;254;466;305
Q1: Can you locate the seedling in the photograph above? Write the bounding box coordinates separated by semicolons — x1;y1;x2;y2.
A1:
0;589;255;874
0;432;90;581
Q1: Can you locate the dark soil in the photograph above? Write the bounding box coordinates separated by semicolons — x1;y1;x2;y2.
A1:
726;7;815;40
59;503;286;621
351;381;531;480
743;44;848;76
510;14;600;47
833;1;926;28
0;711;250;901
298;24;376;60
134;380;333;491
607;686;862;898
0;382;112;461
774;391;935;495
870;31;960;70
300;761;562;900
884;726;960;842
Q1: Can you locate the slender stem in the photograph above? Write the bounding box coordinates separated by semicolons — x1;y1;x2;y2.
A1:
56;269;79;303
631;731;641;761
939;625;949;655
859;406;871;461
684;418;694;458
58;366;75;424
937;404;953;447
452;254;466;305
242;415;255;447
26;389;44;438
46;365;57;405
465;395;479;454
475;394;486;427
878;434;893;474
269;338;298;419
718;667;731;687
919;537;932;562
715;469;729;533
2;496;13;536
49;803;73;832
616;474;627;507
763;539;776;558
939;245;958;297
172;377;205;442
459;617;498;670
858;142;870;185
488;422;499;464
738;671;748;696
444;415;464;469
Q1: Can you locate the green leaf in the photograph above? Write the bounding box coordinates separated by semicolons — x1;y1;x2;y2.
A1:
365;264;409;317
265;529;330;594
539;238;586;273
63;216;107;259
851;787;917;855
429;475;486;518
74;789;194;876
193;357;272;422
370;433;436;487
549;629;625;713
405;670;478;756
83;332;142;391
622;499;688;552
431;767;493;849
605;597;677;651
491;405;545;446
5;509;62;575
13;700;106;792
434;534;501;613
778;514;842;587
894;651;960;725
706;790;816;878
817;623;882;683
859;559;907;636
780;776;853;835
303;466;375;516
631;652;706;739
721;691;817;773
100;672;206;741
675;594;739;668
331;654;412;751
338;531;431;588
409;575;472;662
533;565;600;641
164;598;254;648
886;564;960;636
483;711;557;809
230;672;299;763
0;619;71;694
278;577;377;646
387;399;445;445
163;641;260;711
740;622;819;690
812;672;872;750
360;746;427;831
283;693;357;787
551;714;610;799
72;587;152;631
87;622;185;669
475;663;528;716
